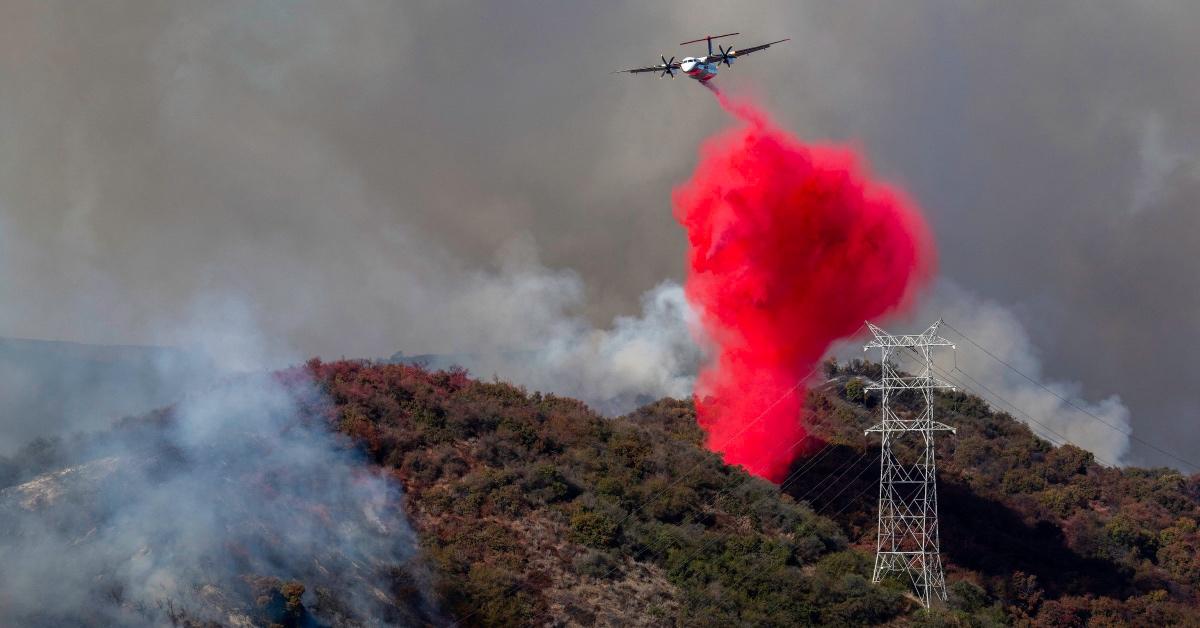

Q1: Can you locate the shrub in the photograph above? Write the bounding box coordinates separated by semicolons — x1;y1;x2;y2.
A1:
845;378;866;403
570;511;619;548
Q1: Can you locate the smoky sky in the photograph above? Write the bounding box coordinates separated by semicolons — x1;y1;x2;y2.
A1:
1;1;1197;468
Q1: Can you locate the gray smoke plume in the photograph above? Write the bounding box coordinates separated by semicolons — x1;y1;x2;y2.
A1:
395;239;704;415
886;282;1134;465
0;325;436;626
453;279;701;415
0;372;435;625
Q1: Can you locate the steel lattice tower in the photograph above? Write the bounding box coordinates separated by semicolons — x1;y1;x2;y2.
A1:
863;320;956;608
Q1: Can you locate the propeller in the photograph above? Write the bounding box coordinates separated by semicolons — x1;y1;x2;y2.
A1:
715;45;735;67
659;55;677;78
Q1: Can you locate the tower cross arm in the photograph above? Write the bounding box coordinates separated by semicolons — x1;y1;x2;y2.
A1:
864;420;956;435
864;376;956;391
864;320;955;350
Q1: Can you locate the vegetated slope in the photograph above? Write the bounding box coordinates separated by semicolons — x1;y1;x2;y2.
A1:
306;358;1199;627
3;359;1196;626
307;359;899;627
800;360;1200;627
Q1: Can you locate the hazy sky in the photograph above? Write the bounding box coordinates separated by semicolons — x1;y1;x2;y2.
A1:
1;1;1197;468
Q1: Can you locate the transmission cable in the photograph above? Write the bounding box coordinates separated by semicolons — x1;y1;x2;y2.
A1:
451;337;861;627
942;321;1198;471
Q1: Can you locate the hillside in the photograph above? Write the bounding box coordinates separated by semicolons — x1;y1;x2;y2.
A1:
2;359;1197;626
305;359;1200;627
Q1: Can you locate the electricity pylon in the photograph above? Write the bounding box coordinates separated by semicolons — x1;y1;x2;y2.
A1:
863;320;956;608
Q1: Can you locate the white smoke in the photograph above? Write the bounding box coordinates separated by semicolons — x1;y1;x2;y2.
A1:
412;239;704;415
478;279;699;414
0;301;437;626
910;282;1132;465
0;372;436;626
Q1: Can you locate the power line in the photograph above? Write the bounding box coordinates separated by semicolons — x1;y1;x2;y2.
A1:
802;450;870;507
713;451;883;622
567;357;849;583
451;336;861;627
585;434;836;586
814;454;879;517
781;441;844;494
942;321;1199;472
783;445;856;504
563;322;858;580
517;438;854;627
933;362;1123;468
827;472;885;521
888;341;1123;467
634;449;878;593
611;332;857;531
894;345;1122;470
750;467;892;622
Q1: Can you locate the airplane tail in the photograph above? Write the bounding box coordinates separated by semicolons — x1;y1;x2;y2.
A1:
680;32;739;55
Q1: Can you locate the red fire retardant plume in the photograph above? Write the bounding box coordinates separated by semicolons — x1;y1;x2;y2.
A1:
674;91;936;482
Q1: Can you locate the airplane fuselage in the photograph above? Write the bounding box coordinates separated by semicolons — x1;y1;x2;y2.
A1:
680;56;722;82
615;32;785;82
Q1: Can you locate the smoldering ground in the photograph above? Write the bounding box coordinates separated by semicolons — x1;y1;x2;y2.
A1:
0;371;439;626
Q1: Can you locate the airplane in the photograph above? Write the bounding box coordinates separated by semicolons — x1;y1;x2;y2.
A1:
613;32;789;83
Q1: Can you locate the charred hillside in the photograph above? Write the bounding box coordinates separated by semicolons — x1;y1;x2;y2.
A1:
2;359;1197;626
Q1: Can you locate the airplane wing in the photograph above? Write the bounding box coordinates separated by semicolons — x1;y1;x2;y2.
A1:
612;61;681;75
730;38;790;58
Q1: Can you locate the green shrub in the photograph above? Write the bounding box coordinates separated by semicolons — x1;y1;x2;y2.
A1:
845;378;866;403
570;511;619;548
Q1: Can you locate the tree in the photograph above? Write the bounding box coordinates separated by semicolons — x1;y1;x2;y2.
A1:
570;511;618;548
845;378;866;403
